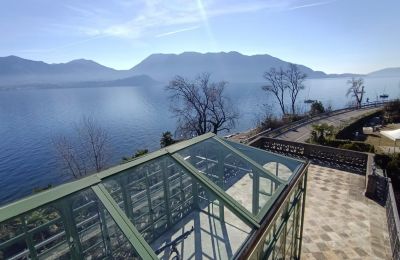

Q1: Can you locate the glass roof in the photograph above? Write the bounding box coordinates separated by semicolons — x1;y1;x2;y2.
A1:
0;133;305;260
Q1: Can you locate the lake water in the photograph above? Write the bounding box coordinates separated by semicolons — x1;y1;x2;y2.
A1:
0;76;399;204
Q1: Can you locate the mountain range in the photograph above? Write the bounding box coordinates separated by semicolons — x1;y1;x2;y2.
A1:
0;52;399;88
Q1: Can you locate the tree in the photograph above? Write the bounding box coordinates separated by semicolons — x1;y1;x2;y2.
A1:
53;116;110;179
310;101;325;115
262;67;287;115
166;73;238;137
285;64;307;115
346;77;365;108
160;131;176;148
262;64;307;115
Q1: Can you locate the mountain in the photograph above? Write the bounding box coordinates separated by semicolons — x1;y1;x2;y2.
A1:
0;56;130;86
67;75;159;88
367;67;400;77
129;51;328;82
1;53;399;88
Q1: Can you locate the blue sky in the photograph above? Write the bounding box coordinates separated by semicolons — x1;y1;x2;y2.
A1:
1;0;399;73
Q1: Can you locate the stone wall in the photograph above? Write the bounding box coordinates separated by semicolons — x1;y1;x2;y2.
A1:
249;137;368;175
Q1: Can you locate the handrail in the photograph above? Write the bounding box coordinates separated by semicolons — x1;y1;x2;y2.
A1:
249;136;368;175
386;178;400;260
241;99;393;143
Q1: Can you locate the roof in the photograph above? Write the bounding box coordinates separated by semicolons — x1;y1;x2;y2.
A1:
0;132;306;259
381;128;400;141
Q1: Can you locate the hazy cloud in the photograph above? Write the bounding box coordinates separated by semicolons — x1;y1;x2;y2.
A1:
156;26;200;38
63;0;336;39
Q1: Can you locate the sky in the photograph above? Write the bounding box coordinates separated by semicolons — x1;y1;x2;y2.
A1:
1;0;399;74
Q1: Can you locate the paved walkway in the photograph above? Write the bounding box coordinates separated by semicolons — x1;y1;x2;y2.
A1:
277;108;381;142
302;164;391;260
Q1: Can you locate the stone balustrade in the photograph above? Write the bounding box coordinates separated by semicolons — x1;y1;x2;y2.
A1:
249;136;368;175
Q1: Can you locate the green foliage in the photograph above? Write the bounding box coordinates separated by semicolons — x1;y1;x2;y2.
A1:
338;142;375;153
311;123;335;143
383;99;400;123
258;115;286;131
32;184;53;194
374;154;392;169
375;153;400;179
310;101;325;115
387;154;400;176
160;131;176;148
257;113;306;132
134;149;149;158
122;149;149;163
310;124;375;153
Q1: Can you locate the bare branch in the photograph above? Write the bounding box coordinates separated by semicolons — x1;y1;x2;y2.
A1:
346;77;365;108
166;73;238;137
285;64;307;115
262;67;288;115
54;116;110;179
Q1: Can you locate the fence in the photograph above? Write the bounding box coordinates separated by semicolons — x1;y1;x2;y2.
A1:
386;178;400;260
242;100;393;143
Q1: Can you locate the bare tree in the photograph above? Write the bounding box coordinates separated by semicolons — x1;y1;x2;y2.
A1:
285;64;307;115
53;136;87;179
346;77;365;108
262;68;287;115
166;73;238;137
53;116;110;179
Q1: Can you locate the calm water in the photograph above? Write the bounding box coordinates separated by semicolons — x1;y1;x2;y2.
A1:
0;76;399;204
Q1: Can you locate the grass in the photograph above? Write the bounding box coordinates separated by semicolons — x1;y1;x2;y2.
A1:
365;123;400;154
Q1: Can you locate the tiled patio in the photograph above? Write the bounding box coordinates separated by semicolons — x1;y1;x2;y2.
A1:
302;164;392;260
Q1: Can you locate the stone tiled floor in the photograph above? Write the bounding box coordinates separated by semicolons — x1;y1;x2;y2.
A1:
302;164;392;260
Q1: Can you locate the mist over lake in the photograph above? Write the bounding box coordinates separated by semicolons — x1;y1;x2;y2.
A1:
0;76;399;204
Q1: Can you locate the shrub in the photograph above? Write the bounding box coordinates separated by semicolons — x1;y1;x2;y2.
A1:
374;154;392;169
338;142;375;153
310;101;325;115
384;99;400;123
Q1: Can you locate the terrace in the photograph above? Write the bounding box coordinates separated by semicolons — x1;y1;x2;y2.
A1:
0;133;308;259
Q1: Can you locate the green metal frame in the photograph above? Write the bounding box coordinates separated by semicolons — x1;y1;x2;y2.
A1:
171;153;260;228
0;132;307;260
245;164;308;259
212;136;285;184
92;184;158;259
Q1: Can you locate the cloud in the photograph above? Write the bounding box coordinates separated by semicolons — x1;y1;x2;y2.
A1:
67;0;336;40
289;0;335;10
156;26;200;38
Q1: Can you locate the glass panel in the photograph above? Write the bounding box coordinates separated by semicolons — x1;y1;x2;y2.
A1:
0;217;29;260
25;206;70;260
223;139;302;181
71;188;142;259
103;155;254;260
72;190;107;259
102;209;141;259
175;138;282;215
0;206;72;260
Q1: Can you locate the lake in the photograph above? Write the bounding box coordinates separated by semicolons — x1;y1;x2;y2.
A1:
0;76;399;204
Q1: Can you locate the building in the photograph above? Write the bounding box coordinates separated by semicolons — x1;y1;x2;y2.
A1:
0;133;308;259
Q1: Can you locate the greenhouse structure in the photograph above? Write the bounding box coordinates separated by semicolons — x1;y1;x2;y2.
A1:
0;133;309;260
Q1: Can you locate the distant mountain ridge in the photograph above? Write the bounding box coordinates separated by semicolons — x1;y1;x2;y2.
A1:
0;52;398;87
129;51;329;82
367;67;400;77
0;55;131;86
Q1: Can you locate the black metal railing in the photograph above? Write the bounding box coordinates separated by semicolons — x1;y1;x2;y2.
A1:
386;178;400;260
242;100;393;143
